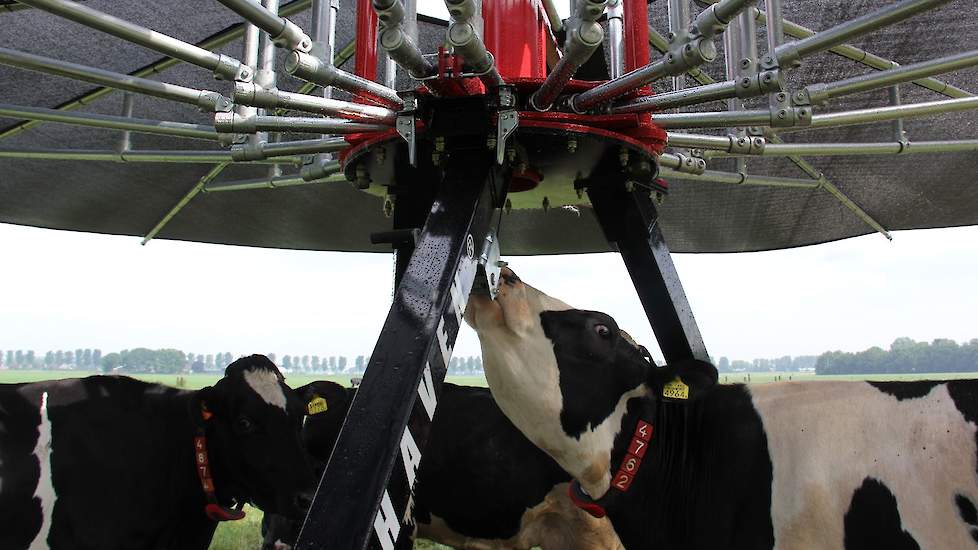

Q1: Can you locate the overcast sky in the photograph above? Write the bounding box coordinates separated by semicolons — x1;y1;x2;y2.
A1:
2;222;976;363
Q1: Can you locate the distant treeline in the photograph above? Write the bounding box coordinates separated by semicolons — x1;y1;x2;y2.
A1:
4;337;975;377
815;337;978;375
0;348;484;376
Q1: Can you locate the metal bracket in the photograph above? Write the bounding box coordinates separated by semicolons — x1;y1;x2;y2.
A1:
478;230;504;298
198;91;234;113
396;92;418;166
672;152;707;175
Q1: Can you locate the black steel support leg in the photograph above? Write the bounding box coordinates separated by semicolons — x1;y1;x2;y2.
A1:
295;149;502;550
588;182;710;364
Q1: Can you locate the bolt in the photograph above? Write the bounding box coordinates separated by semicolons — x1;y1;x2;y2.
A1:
434;136;446;152
506;147;517;162
795;91;807;102
776;92;787;103
777;109;788;120
667;32;677;43
486;136;497;150
737;137;747;147
619;148;629;167
383;196;394;217
542;196;550;212
567;137;578;153
355;164;370;190
798;108;810;118
740;58;751;69
504;198;512;214
432;151;442;165
741;77;752;88
753;137;764;148
655;192;664;204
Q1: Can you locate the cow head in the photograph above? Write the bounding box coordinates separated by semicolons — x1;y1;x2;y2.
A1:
467;267;717;499
198;355;316;518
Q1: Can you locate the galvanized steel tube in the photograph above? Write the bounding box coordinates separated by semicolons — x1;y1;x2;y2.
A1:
234;83;397;123
0;47;231;111
709;139;978;157
809;96;978;129
231;136;348;160
613;79;738;112
659;167;819;188
286;50;404;107
807;49;978;103
0;148;301;163
215;0;312;51
16;0;252;81
531;0;607;110
0;103;219;140
653;109;772;128
774;0;951;65
214;112;387;133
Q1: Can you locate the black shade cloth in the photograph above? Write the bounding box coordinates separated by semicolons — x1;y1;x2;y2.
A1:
1;0;976;254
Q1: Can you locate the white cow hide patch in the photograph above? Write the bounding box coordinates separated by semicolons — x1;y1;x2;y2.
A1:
30;391;57;550
749;381;978;549
243;368;287;411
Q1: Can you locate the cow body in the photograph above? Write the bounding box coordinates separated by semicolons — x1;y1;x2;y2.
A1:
0;356;315;550
263;383;622;550
467;267;978;550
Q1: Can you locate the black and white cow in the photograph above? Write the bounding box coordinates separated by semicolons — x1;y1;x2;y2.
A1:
262;382;623;550
466;267;978;550
0;355;317;550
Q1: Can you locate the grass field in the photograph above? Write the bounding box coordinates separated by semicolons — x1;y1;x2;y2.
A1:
6;368;977;549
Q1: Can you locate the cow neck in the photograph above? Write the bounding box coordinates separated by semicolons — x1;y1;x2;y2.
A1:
189;396;246;522
568;394;657;519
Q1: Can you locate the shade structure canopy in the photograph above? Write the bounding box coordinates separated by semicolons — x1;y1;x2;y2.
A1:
1;0;977;254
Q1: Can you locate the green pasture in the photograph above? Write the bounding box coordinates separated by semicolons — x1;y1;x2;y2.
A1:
5;368;978;549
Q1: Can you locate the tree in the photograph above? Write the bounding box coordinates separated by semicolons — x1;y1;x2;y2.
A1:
65;350;75;367
338;356;348;372
15;350;24;368
101;352;121;373
717;357;730;372
55;350;64;367
268;353;277;364
224;352;233;367
93;349;102;367
5;350;13;367
83;349;93;369
75;349;84;367
26;350;35;368
355;355;365;371
205;354;215;370
44;351;55;368
312;356;321;371
302;355;311;371
283;355;293;370
329;357;337;371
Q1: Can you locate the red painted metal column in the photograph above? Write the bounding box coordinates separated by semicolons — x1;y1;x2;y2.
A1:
355;0;379;81
483;0;546;80
623;0;650;73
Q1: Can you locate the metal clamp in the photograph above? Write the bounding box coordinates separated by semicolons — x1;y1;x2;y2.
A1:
478;230;504;299
396;92;418;166
495;86;519;165
673;153;707;175
736;69;782;98
197;91;234;113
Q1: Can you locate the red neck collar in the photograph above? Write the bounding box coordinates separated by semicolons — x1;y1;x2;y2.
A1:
192;401;245;522
569;416;654;518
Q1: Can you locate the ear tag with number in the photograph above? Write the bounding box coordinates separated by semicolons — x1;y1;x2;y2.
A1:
662;377;689;400
307;396;328;415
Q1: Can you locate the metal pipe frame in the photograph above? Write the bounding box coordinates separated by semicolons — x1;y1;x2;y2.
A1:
445;0;503;86
612;69;779;112
0;0;316;142
705;139;978;157
142;163;230;245
0;47;232;112
808;95;978;130
213;111;387;133
233;82;398;124
648;26;715;86
652;108;785;128
668;0;691;92
232;138;338;161
571;0;756;111
16;0;252;81
0;103;219;140
0;148;301;163
668;131;765;153
541;0;563;32
286;50;404;107
659;166;820;188
203;170;345;192
770;0;951;68
803;49;978;104
530;0;607;111
214;0;313;51
375;0;434;79
607;0;625;79
744;6;971;99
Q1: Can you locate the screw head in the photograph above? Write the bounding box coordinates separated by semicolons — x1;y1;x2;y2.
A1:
777;110;788;119
776;92;787;102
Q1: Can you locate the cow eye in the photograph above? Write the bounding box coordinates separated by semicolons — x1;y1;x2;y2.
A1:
236;416;255;434
594;324;610;337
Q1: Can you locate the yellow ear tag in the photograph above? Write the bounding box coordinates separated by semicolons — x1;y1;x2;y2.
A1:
307;396;328;415
662;377;689;400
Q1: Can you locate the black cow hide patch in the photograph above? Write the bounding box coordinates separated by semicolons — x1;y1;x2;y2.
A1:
868;381;940;401
844;477;920;550
955;494;978;544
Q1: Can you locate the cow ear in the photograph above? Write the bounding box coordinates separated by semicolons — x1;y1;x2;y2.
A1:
294;381;348;416
197;385;224;418
647;359;718;403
